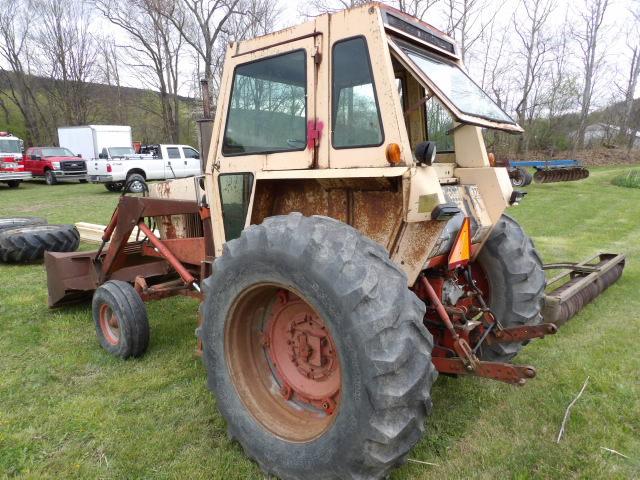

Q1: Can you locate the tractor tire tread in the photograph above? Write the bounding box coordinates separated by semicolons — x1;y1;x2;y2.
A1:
476;214;545;361
202;213;436;480
0;224;79;263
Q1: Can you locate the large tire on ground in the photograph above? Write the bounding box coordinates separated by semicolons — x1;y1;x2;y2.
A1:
475;214;546;362
125;173;146;193
105;182;124;192
0;224;79;263
92;280;149;359
521;169;533;186
0;216;47;233
201;213;436;480
44;170;57;185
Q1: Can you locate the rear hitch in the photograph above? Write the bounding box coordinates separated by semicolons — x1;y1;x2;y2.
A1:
432;357;536;385
485;323;557;345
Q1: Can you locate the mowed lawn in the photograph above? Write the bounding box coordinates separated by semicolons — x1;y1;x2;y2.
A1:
1;168;639;479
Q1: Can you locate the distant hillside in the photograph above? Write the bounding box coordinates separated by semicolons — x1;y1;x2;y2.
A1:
0;71;200;148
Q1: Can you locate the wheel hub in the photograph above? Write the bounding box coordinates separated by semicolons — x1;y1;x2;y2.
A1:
265;290;340;413
99;304;120;345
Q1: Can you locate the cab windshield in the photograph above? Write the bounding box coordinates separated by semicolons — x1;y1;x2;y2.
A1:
42;147;75;157
0;139;22;154
389;37;519;130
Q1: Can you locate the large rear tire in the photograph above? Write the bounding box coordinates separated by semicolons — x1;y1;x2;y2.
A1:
201;213;436;480
0;224;79;263
476;214;545;362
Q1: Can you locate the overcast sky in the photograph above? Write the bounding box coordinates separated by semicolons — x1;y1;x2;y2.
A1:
106;0;639;106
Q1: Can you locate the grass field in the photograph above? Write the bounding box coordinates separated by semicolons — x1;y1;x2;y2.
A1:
1;169;639;479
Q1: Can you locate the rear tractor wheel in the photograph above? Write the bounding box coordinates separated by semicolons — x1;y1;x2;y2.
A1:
201;214;436;480
92;280;149;359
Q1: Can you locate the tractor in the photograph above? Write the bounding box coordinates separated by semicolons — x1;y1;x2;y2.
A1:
44;4;624;479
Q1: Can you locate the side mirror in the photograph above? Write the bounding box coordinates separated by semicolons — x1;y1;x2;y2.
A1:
98;153;106;159
35;155;41;161
76;154;82;158
414;141;437;166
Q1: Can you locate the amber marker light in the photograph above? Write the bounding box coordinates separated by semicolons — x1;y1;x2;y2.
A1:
386;143;402;165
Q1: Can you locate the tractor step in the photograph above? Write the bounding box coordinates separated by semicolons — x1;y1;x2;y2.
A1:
543;253;625;326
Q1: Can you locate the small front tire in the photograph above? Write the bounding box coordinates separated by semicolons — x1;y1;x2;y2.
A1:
45;170;57;185
92;280;149;359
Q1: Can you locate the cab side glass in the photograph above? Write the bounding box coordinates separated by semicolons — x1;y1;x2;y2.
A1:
219;173;254;241
426;98;455;152
332;37;383;148
222;50;307;156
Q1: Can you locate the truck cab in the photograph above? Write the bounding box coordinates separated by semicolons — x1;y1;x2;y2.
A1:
23;147;88;185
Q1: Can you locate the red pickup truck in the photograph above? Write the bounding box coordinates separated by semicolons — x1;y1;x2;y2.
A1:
22;147;88;185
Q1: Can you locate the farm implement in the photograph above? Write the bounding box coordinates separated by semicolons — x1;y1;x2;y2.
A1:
44;5;625;479
505;159;590;186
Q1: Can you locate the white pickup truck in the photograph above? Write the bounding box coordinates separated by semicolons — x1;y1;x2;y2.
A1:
88;144;201;192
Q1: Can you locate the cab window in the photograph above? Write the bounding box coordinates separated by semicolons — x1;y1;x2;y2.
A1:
222;50;307;156
426;98;455;152
219;173;254;241
167;147;181;159
332;37;383;148
183;147;199;159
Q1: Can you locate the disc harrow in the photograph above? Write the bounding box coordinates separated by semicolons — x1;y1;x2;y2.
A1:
533;167;589;184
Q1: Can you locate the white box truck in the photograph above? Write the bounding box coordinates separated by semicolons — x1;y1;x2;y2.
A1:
58;125;134;162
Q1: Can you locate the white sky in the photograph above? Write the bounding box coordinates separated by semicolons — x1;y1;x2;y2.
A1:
102;0;640;106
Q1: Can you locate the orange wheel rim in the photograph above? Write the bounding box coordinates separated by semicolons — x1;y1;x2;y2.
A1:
225;284;341;442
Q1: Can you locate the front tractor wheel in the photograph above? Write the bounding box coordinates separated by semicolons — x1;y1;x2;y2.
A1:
92;280;150;359
202;214;436;480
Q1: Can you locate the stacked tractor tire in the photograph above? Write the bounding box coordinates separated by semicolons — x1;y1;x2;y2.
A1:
0;217;79;263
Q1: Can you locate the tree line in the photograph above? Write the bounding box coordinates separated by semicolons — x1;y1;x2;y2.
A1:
0;0;638;154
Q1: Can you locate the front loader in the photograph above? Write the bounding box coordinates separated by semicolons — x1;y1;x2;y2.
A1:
44;4;625;479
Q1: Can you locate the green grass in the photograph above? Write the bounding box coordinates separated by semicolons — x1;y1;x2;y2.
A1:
1;169;639;479
612;169;640;189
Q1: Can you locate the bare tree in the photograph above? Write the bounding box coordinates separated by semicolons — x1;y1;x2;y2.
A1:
621;4;640;151
0;0;50;144
156;0;242;116
573;0;610;149
512;0;555;151
96;0;184;142
395;0;441;19
98;38;127;125
444;0;496;63
35;0;99;126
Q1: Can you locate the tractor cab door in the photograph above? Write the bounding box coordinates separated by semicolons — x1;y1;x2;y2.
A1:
216;34;319;172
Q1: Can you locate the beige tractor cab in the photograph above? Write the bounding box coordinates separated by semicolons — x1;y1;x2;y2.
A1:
45;4;624;480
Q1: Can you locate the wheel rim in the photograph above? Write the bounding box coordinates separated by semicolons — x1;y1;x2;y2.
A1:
129;180;143;193
225;284;341;442
99;304;120;345
46;172;53;184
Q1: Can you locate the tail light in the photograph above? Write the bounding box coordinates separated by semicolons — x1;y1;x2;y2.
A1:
106;164;112;173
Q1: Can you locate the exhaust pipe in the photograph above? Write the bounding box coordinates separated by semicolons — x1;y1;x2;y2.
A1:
542;253;625;326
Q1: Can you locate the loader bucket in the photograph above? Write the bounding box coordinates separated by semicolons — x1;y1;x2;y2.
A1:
45;250;100;307
533;167;589;183
542;253;625;326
